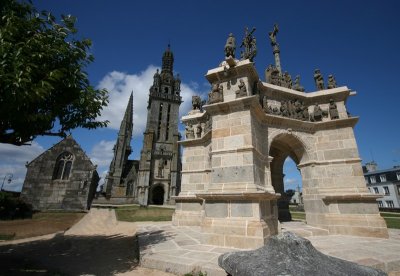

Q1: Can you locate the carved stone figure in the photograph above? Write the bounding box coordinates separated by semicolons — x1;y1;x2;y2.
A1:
314;69;325;90
158;159;164;177
327;74;337;89
185;124;195;139
208;83;224;104
270;67;281;86
195;124;202;139
312;103;323;121
293;75;305;92
282;71;292;89
235;79;247;98
153;69;161;89
329;99;339;119
265;64;273;83
224;33;236;58
240;27;257;62
174;74;181;92
192;95;202;110
301;102;309;121
268;24;279;47
262;96;268;112
280;101;289;117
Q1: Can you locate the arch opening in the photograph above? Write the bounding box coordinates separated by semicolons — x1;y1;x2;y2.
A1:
151;185;165;205
269;133;306;222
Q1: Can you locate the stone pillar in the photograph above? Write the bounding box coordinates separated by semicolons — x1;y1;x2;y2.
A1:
198;96;279;249
273;46;282;74
299;126;388;238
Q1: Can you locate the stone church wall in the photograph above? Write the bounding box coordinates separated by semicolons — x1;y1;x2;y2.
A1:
21;137;98;211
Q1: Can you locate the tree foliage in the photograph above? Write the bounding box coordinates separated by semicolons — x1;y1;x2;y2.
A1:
0;0;109;145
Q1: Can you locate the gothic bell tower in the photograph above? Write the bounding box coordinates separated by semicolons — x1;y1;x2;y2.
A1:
136;45;182;206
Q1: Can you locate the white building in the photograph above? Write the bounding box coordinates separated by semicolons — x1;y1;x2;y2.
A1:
364;162;400;208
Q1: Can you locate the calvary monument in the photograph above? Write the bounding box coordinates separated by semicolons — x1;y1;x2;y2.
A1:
172;25;388;249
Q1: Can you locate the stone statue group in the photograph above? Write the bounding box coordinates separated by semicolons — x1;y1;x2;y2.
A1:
263;97;339;122
224;24;339;92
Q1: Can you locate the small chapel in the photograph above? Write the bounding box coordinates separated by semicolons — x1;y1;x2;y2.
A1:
103;45;182;205
21;136;99;211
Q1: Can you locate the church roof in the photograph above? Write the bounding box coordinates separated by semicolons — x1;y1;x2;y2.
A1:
26;135;97;170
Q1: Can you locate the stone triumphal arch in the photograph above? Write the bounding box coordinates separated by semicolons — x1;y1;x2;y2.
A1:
172;26;388;249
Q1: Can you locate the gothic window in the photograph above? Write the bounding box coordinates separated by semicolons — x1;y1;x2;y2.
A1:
165;104;171;140
380;174;387;182
157;103;163;140
370;176;376;183
53;152;74;180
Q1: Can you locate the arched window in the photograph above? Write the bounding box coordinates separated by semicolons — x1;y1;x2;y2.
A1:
53;152;74;180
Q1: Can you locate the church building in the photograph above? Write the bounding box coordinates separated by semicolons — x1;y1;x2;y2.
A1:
21;135;99;211
104;46;182;205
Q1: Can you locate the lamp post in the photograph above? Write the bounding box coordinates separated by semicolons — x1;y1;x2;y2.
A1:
1;173;13;191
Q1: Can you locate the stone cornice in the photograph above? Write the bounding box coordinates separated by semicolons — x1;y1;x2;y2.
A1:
322;194;382;203
178;130;211;147
298;158;362;168
205;59;260;84
195;191;280;200
203;95;259;115
260;83;355;105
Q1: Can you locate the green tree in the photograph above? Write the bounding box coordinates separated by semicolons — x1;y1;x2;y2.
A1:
0;0;109;145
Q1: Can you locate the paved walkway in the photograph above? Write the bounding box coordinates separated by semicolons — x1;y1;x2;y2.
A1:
2;208;400;275
137;221;400;276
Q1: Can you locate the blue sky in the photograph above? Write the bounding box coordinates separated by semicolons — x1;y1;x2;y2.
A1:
1;0;399;192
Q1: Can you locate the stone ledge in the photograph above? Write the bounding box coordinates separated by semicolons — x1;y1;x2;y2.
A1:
196;191;279;201
181;169;212;174
179;130;211;146
260;83;352;103
322;194;382;203
203;95;259;115
298;157;362;168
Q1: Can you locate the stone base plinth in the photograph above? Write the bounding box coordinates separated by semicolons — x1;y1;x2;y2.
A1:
306;195;389;238
201;218;277;249
307;213;388;238
172;196;204;226
197;192;279;249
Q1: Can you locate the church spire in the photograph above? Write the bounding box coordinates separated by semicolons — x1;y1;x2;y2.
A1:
162;44;174;73
119;92;133;139
105;92;133;198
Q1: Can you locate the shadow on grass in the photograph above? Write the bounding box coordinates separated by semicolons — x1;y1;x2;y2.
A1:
0;233;139;276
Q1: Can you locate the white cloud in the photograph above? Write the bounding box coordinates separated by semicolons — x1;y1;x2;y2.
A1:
88;140;115;188
89;140;115;169
284;178;298;185
97;65;198;137
0;142;45;192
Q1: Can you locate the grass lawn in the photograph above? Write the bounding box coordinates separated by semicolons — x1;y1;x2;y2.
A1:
383;217;400;229
291;211;306;221
0;212;85;240
115;205;174;222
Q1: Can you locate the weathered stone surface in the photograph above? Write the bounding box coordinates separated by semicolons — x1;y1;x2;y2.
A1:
21;136;99;211
218;232;386;276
